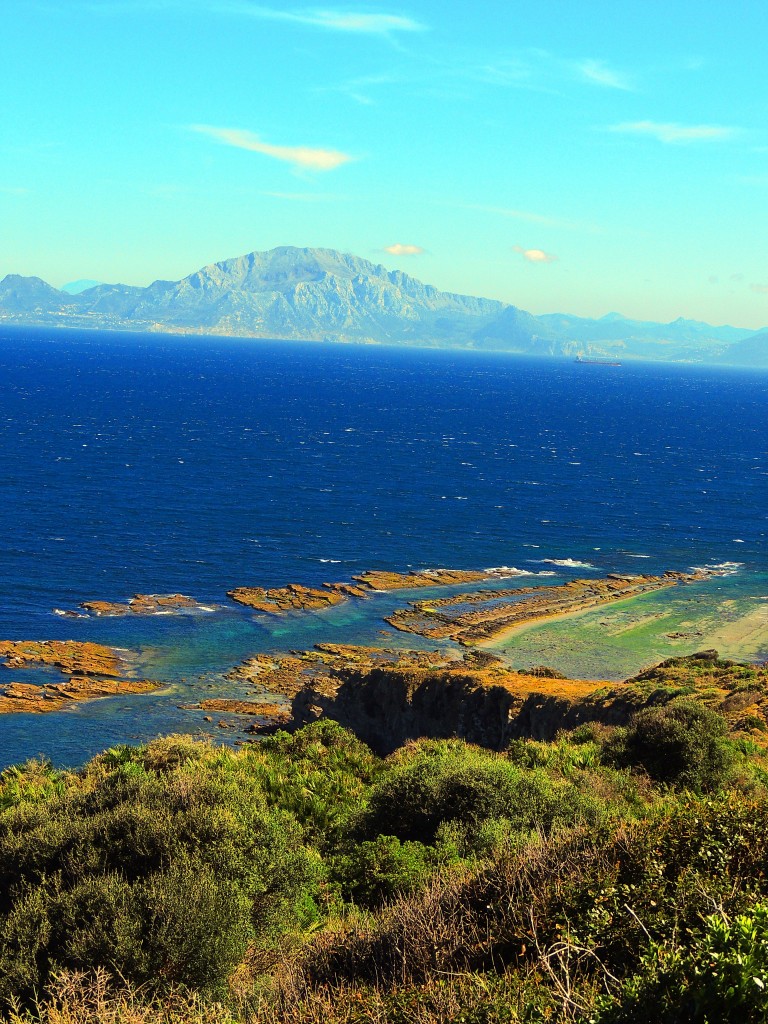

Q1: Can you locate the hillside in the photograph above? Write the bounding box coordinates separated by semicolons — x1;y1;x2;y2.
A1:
2;649;768;1023
1;246;764;364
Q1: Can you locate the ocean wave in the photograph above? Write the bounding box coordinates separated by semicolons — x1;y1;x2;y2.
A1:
484;566;554;578
690;561;744;576
538;558;599;570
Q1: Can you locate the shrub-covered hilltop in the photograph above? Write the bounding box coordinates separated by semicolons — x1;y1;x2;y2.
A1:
3;652;768;1023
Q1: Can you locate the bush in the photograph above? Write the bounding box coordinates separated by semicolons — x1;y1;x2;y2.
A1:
332;835;437;907
354;740;603;846
603;699;735;792
0;737;319;1005
597;903;768;1023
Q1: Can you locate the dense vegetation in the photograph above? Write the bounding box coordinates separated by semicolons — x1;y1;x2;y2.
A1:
2;680;767;1023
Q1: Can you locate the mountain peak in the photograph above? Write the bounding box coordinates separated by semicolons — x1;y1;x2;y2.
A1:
0;247;760;365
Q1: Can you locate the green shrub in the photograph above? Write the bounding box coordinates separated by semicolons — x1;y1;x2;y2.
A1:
0;737;319;1005
354;740;602;846
332;835;436;907
597;903;768;1023
603;699;735;792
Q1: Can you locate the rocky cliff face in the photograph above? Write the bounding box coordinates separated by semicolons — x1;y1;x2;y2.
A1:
290;664;643;755
287;650;768;755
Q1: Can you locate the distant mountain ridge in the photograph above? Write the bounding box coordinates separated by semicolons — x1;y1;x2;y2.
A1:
1;246;765;366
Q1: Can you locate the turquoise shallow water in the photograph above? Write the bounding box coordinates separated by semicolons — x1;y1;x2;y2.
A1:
0;327;766;767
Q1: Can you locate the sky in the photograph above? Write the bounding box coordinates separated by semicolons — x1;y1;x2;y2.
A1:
2;0;767;328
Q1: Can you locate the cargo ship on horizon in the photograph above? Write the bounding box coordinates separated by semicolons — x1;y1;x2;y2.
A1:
575;354;622;366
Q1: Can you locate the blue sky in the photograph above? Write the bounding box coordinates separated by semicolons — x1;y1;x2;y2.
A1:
2;1;767;327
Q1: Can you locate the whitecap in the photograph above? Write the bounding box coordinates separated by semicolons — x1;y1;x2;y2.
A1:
689;561;744;576
484;566;537;577
540;558;598;570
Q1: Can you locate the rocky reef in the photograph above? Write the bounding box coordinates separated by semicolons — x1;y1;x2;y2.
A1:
0;640;123;677
385;571;708;645
0;677;159;714
227;584;350;614
0;640;161;714
352;568;503;591
227;567;527;615
74;594;215;617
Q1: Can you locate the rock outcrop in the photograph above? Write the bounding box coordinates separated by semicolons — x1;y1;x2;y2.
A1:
289;655;614;754
78;593;214;616
236;646;768;755
227;584;348;614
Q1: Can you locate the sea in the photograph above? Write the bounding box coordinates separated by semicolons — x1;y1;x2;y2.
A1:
1;326;766;768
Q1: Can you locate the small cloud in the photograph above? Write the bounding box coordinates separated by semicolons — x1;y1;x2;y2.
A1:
608;120;738;143
708;275;719;285
513;245;558;264
578;59;632;90
384;243;424;256
751;283;768;294
0;185;31;196
191;125;353;171
731;273;745;283
244;7;426;34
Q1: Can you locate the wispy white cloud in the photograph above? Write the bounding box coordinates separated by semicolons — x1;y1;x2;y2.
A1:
513;245;558;264
191;125;354;171
0;186;31;196
65;1;427;34
608;121;738;143
751;283;768;294
577;59;632;90
65;0;428;34
384;243;424;256
240;7;427;34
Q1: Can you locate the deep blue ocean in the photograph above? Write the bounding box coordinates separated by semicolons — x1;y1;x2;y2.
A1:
1;326;766;767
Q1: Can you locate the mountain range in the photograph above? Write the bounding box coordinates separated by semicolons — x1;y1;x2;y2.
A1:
1;246;766;366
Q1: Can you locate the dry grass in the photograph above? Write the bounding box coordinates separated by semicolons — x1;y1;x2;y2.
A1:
0;971;233;1024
